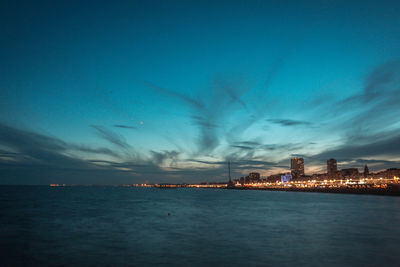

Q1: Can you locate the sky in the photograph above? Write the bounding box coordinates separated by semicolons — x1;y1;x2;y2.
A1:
1;0;400;184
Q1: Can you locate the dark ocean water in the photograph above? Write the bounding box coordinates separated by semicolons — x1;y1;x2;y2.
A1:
1;186;400;266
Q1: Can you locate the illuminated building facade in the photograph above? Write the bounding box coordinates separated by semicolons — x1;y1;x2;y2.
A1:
327;158;337;177
281;173;292;183
384;168;400;178
291;157;304;178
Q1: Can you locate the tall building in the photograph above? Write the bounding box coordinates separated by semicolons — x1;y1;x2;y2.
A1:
291;157;304;178
327;158;337;177
364;165;369;178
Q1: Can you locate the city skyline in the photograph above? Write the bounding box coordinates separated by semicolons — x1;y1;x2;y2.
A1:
232;157;398;182
1;0;400;184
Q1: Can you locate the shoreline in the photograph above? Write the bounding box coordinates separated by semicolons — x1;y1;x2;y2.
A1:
3;184;400;197
225;186;400;196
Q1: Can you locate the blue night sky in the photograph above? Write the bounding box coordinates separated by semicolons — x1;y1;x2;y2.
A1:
1;0;400;184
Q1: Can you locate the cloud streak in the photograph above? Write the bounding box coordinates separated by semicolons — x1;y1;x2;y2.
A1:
328;59;400;134
312;132;400;161
141;81;204;109
0;123;245;184
230;141;303;152
268;119;312;127
113;125;137;129
91;125;131;149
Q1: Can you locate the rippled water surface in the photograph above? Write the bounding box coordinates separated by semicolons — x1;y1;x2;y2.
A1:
1;186;400;266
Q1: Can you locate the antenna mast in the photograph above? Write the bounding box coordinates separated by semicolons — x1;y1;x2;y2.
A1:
227;160;234;188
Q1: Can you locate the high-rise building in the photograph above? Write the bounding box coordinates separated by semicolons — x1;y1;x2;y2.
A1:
364;165;369;178
291;157;304;178
327;158;337;177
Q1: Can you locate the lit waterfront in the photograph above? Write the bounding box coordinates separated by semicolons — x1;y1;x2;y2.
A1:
49;174;400;193
149;159;400;195
152;176;399;190
232;176;400;189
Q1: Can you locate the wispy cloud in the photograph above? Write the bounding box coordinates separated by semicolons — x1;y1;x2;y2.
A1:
290;59;400;172
319;59;400;134
139;48;294;156
140;81;204;109
190;115;219;128
0;123;125;184
91;125;131;149
312;131;400;161
150;150;180;166
187;158;285;172
268;119;312;127
70;145;119;157
142;77;266;154
230;141;303;152
113;124;137;129
0;123;245;184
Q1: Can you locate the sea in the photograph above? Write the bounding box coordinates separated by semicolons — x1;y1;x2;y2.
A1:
1;186;400;266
